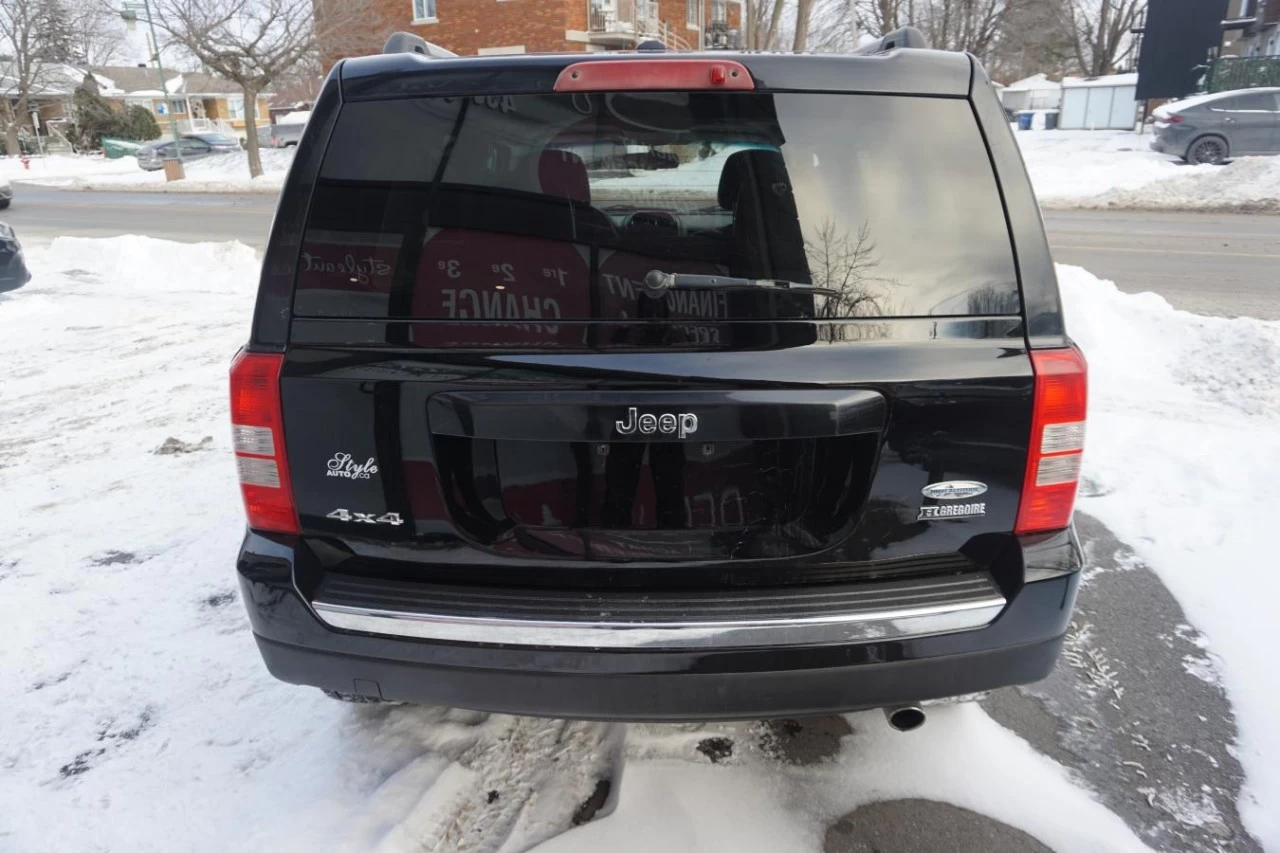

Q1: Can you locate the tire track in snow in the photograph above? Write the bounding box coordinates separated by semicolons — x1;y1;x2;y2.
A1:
371;713;625;853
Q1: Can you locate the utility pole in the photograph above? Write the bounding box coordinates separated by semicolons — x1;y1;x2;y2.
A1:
122;0;184;177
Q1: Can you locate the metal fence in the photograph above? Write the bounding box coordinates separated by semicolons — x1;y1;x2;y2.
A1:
1206;56;1280;92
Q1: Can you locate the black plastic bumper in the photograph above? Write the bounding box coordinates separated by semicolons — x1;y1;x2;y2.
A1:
238;531;1080;721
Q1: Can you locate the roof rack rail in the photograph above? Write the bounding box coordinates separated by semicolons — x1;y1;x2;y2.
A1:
382;32;457;58
850;26;929;55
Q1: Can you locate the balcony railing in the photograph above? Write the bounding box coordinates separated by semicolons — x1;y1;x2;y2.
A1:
588;0;660;41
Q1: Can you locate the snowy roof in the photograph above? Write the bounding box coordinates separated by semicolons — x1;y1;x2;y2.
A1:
1004;73;1058;92
86;65;252;97
1062;73;1139;89
0;62;84;96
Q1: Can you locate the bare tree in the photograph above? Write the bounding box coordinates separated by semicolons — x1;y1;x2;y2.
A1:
149;0;381;178
847;0;1012;57
854;0;904;36
805;219;897;319
1057;0;1143;76
766;0;787;48
808;0;861;52
914;0;1011;58
740;0;790;49
0;0;73;155
792;0;815;50
66;0;126;65
983;0;1076;83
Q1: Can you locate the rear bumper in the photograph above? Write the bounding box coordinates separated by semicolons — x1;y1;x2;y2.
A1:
238;531;1081;721
1150;127;1192;157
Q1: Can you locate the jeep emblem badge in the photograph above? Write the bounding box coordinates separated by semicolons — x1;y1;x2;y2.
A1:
616;407;698;439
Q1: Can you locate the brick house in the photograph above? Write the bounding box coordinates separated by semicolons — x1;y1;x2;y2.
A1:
349;0;742;58
89;66;273;140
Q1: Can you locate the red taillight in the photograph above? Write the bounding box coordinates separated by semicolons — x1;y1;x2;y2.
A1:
1015;346;1088;535
1166;113;1185;124
554;59;755;92
230;350;298;534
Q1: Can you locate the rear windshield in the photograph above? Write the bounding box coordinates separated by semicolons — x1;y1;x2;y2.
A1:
296;92;1018;323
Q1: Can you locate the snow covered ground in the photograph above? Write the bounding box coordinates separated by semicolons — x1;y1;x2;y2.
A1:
1;237;1276;851
17;149;295;194
1061;265;1280;848
0;153;139;183
7;128;1280;209
1016;129;1280;212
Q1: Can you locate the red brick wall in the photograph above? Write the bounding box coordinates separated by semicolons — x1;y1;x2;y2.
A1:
322;0;744;64
565;0;588;35
359;0;584;57
727;1;740;29
653;0;741;49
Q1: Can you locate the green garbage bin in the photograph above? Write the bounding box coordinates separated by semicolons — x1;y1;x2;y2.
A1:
102;138;143;159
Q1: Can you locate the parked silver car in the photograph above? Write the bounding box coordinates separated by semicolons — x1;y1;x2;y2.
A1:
1150;88;1280;165
136;133;241;170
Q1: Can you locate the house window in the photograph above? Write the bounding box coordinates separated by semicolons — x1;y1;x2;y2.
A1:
687;0;698;26
412;0;436;21
712;0;727;23
227;96;244;120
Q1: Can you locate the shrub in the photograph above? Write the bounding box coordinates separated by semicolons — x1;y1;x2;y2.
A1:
70;75;163;150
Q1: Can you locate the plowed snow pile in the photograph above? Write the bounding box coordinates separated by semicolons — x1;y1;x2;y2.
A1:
4;237;1275;851
1015;128;1280;212
1078;155;1280;212
21;149;295;193
1060;265;1280;847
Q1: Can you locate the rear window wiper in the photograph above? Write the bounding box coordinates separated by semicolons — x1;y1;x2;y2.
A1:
642;270;840;298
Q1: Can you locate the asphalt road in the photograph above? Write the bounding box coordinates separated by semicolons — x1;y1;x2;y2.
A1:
5;185;279;246
1045;209;1280;321
4;185;1278;321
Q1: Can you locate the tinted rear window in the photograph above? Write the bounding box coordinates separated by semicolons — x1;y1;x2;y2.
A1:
296;92;1018;323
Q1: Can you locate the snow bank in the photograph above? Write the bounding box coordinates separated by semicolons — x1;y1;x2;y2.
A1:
1061;264;1280;848
1016;128;1280;212
1078;155;1280;213
1016;129;1214;201
0;153;139;182
32;149;296;194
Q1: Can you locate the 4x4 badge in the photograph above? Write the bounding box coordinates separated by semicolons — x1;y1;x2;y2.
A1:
921;481;987;500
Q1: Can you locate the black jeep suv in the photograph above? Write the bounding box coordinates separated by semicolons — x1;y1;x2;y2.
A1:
231;30;1086;721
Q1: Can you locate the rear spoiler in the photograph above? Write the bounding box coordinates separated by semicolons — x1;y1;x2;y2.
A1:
851;26;929;55
383;32;456;58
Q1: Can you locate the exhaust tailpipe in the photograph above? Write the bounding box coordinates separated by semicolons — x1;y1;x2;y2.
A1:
884;705;926;732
